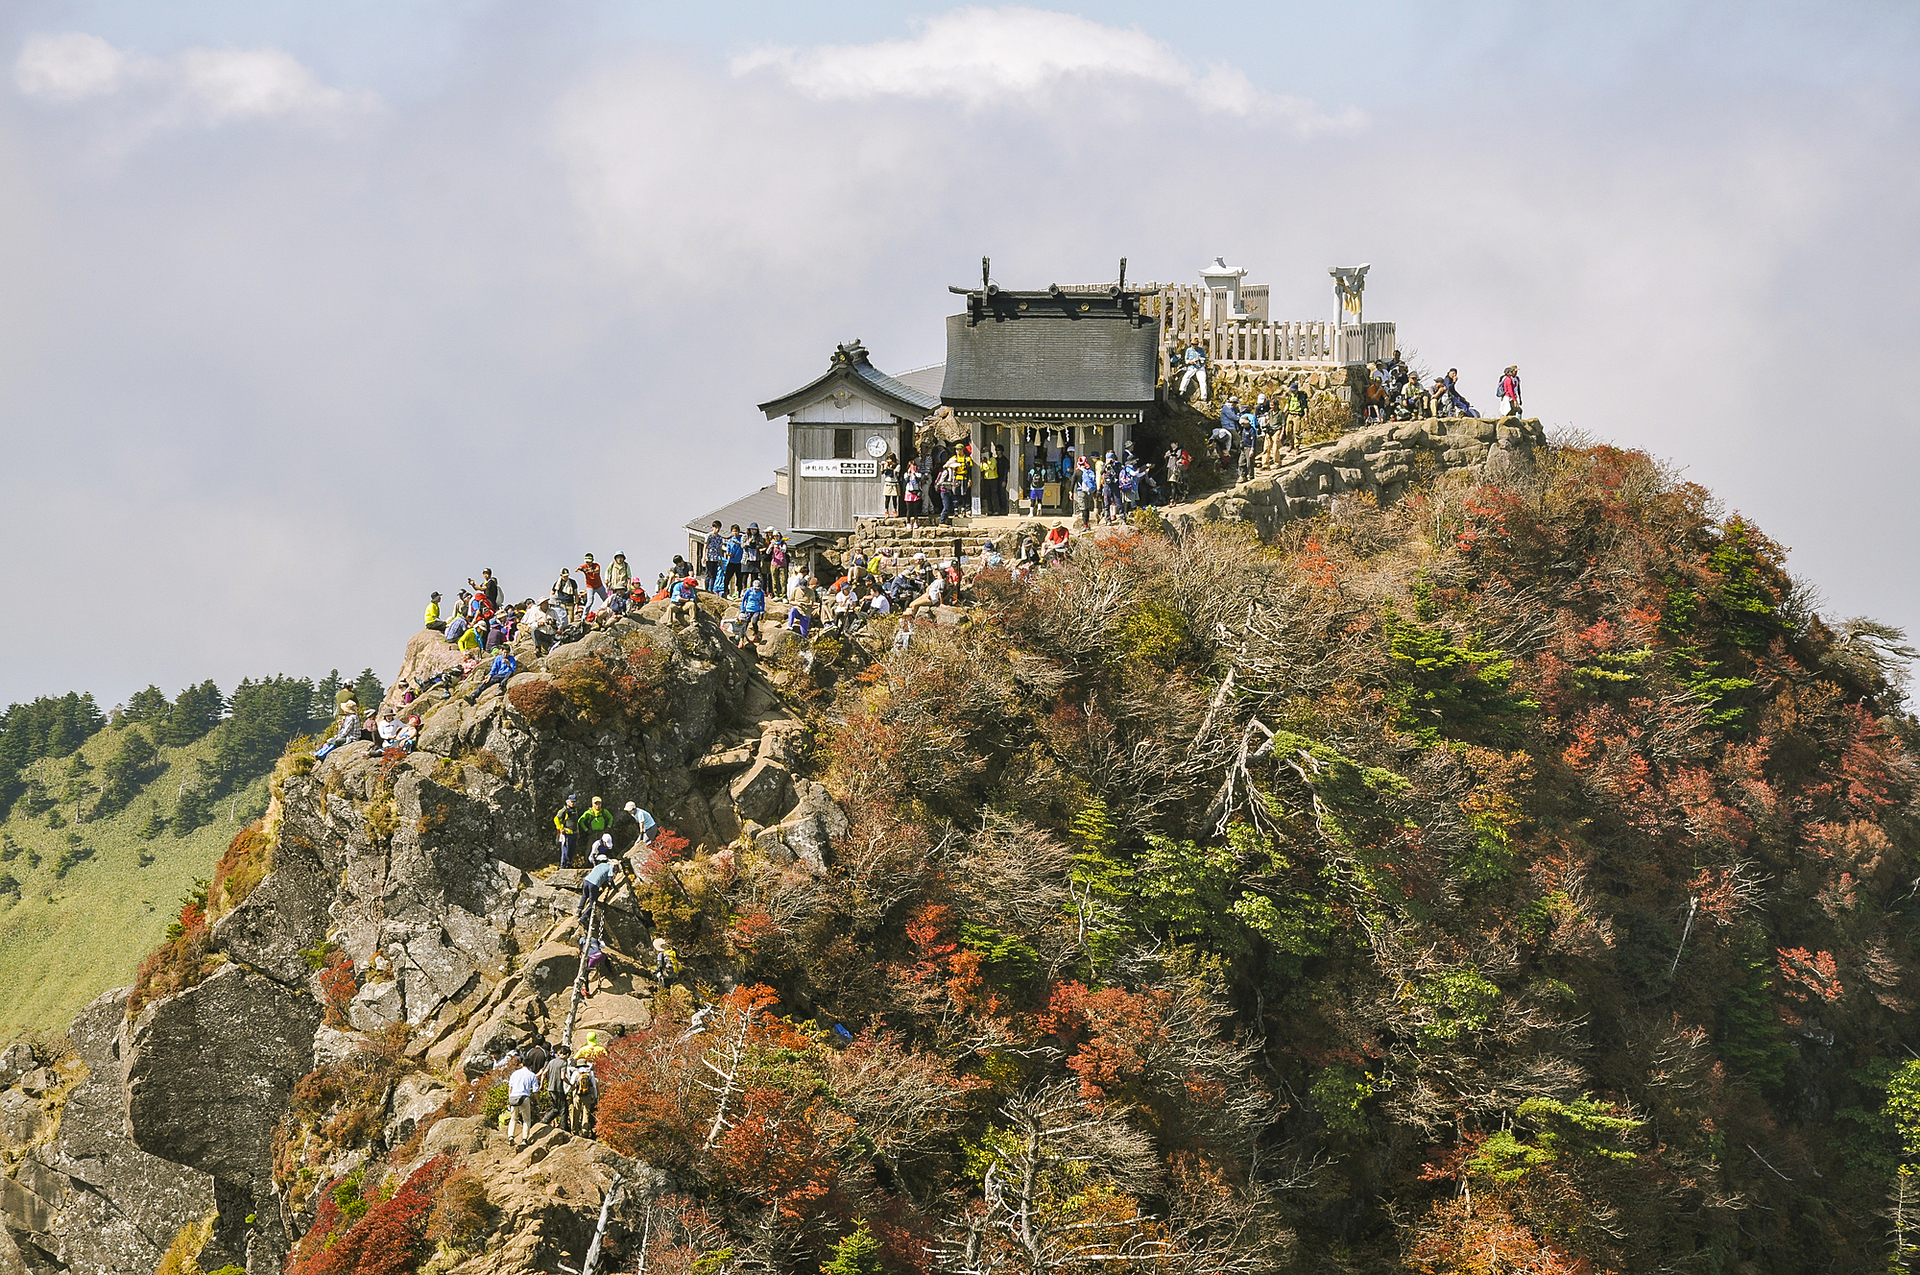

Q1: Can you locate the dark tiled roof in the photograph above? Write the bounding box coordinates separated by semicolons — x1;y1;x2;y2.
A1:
683;482;818;546
940;299;1160;411
758;342;937;420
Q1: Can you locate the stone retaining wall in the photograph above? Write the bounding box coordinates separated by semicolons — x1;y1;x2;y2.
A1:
1166;415;1546;539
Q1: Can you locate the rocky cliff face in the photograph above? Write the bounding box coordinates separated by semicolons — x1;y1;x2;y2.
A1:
3;602;828;1274
0;990;219;1275
1168;414;1546;537
0;425;1534;1274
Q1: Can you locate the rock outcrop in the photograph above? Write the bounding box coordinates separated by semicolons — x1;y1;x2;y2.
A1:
0;988;219;1275
0;606;826;1273
1167;415;1545;537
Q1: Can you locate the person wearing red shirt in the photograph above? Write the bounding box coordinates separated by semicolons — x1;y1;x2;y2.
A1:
578;553;608;611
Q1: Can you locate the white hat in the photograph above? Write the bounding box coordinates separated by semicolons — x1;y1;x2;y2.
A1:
623;801;637;812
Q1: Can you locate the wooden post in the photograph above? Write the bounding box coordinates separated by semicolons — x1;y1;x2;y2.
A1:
969;418;985;516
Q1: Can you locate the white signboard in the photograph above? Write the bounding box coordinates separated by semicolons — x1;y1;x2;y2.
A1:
799;459;878;479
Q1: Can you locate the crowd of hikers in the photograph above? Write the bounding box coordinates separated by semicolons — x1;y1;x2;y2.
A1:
686;519;1104;648
1353;354;1523;425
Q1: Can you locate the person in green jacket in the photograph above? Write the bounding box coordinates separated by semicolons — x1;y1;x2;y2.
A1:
580;796;614;861
554;794;580;868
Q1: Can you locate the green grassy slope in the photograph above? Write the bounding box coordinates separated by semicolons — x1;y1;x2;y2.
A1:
0;725;270;1042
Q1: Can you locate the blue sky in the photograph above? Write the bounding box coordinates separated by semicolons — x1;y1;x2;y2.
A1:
0;2;1915;707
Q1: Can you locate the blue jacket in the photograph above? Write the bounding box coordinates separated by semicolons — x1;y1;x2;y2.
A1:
671;579;696;602
585;861;617;889
488;653;516;679
741;586;766;614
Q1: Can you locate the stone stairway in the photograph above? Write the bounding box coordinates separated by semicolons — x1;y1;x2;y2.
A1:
849;517;1002;563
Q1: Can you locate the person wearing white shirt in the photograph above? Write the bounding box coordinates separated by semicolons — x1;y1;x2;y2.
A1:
506;1057;539;1146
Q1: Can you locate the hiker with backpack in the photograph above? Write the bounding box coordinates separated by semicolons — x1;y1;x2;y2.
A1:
540;1044;572;1132
552;570;579;623
652;937;680;990
1497;366;1523;417
554;794;580;868
622;801;659;852
580;857;623;919
737;580;767;647
567;1057;598;1136
1283;380;1308;447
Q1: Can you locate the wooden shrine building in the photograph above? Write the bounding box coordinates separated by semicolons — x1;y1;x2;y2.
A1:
757;341;940;534
939;265;1160;515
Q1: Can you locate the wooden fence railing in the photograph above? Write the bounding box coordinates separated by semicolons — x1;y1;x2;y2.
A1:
1141;284;1394;375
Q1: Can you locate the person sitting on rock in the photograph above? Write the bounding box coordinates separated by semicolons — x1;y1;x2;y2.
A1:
395;715;421;752
524;598;557;655
464;649;515;705
444;590;472;645
607;552;631;597
903;576;944;620
668;572;700;629
1442;368;1479;418
580;857;623;920
506;1054;539;1148
314;705;362;760
786;574;818;638
1177;340;1208;400
424;592;445;632
375;710;403;750
554;794;580;868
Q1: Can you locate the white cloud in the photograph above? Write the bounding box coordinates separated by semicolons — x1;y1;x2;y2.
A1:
14;32;375;134
14;32;130;102
732;6;1360;131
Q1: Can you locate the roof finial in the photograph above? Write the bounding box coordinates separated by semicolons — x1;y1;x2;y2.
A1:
981;256;991;292
1118;257;1127;290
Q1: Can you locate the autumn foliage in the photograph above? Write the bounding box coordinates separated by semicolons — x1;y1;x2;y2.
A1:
674;441;1920;1274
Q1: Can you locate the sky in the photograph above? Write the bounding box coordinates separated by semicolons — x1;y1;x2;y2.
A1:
0;1;1915;709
